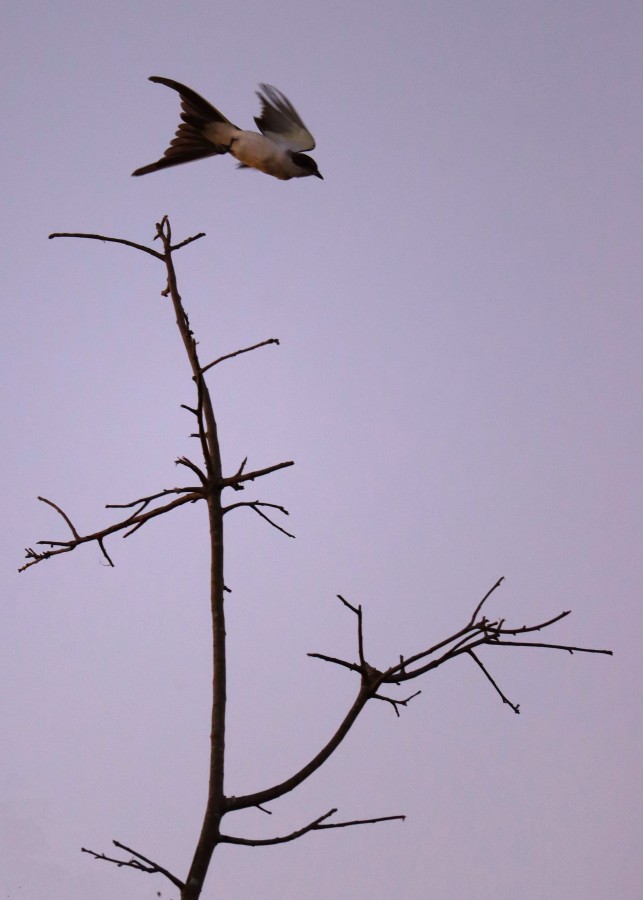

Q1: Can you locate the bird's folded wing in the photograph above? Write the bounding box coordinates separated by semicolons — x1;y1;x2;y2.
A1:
254;84;316;152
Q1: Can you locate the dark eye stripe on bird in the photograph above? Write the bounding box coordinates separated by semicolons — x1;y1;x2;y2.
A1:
132;76;323;181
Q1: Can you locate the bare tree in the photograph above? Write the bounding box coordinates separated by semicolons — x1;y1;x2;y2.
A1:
21;217;612;900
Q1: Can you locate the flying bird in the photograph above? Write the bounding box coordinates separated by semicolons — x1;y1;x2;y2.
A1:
132;76;323;181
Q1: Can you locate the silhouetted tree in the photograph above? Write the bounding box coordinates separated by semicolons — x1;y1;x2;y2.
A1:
21;218;612;899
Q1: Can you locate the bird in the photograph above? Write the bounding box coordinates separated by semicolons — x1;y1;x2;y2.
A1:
132;76;323;181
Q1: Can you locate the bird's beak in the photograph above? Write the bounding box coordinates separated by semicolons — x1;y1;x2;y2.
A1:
315;171;324;180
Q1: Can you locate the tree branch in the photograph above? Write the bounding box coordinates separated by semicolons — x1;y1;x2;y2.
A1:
291;581;613;805
49;227;206;258
222;459;295;489
307;652;361;674
490;640;613;655
176;455;208;484
468;650;520;713
171;232;206;251
221;809;337;846
106;485;201;514
223;500;295;538
221;809;405;847
468;576;505;626
316;813;406;829
201;338;280;374
373;689;422;717
227;683;373;812
49;231;164;260
81;839;184;889
20;490;203;571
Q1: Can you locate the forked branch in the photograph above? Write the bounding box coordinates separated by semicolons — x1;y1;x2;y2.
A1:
227;579;611;814
81;840;184;890
221;809;405;847
20;490;203;571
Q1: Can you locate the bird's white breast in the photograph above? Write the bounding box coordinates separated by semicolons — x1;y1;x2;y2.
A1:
229;131;296;179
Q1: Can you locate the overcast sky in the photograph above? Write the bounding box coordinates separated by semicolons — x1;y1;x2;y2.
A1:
2;2;641;898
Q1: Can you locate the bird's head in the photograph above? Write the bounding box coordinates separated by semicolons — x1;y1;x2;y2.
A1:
291;152;323;179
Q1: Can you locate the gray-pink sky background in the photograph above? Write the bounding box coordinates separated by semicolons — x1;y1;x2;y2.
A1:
2;2;641;898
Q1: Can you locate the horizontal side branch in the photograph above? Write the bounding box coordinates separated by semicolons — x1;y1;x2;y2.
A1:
222;460;294;489
221;810;405;847
20;490;203;571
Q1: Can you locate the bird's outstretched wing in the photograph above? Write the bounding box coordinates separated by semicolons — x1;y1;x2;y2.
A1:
132;76;239;176
254;84;316;152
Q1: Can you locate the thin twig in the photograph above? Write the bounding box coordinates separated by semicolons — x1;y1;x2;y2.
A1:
316;813;405;829
468;650;520;713
96;537;114;567
223;500;295;538
107;486;200;510
336;594;366;667
495;611;571;635
222;459;294;487
308;652;361;673
81;840;184;889
49;232;164;260
19;491;203;572
373;689;422;717
171;232;206;251
202;338;280;374
37;496;80;538
221;810;337;847
468;576;505;626
491;640;613;655
176;455;208;484
337;593;359;615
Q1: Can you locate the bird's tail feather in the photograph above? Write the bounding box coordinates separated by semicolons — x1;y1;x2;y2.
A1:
132;76;234;177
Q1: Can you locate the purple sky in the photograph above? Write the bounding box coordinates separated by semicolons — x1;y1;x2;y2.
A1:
2;2;641;898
